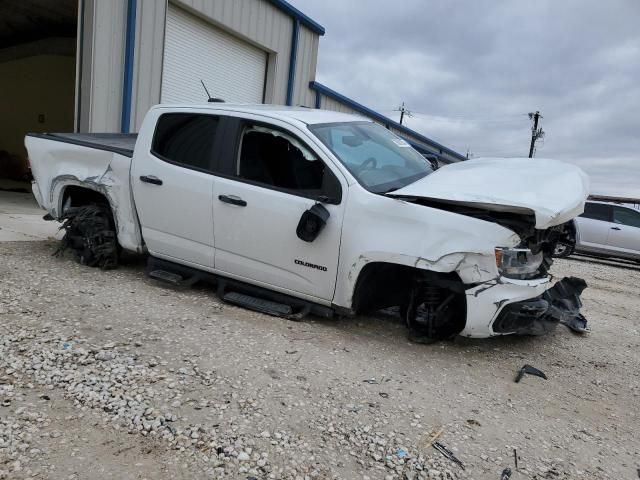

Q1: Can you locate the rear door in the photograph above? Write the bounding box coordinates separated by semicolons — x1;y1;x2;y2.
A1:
606;206;640;259
575;202;612;254
211;118;346;302
131;112;221;268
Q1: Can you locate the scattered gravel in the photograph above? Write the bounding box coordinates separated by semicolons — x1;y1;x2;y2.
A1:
1;241;639;479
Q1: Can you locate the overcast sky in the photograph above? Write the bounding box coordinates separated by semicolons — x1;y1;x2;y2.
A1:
293;0;640;198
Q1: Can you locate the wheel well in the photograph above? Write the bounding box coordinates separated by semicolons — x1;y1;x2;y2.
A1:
352;262;465;311
62;186;110;210
60;185;117;233
352;262;467;338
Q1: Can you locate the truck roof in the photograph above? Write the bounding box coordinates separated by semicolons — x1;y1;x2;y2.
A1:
152;103;368;126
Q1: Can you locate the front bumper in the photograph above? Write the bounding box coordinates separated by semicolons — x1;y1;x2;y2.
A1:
460;276;587;338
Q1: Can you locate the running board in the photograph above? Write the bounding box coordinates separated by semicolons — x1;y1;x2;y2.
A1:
148;269;200;287
145;256;333;319
223;291;293;316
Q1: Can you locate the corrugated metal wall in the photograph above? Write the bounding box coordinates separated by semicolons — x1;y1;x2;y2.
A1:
80;0;322;132
131;0;166;130
78;0;127;132
320;96;360;115
292;26;319;108
167;0;294;104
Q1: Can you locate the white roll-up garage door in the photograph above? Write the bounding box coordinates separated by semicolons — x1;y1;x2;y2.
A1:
161;4;267;104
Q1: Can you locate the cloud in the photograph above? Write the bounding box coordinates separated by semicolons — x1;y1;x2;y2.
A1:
293;0;640;197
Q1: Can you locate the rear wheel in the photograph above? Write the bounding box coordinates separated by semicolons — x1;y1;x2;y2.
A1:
56;204;119;269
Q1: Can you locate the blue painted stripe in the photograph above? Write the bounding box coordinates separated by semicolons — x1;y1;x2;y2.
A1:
121;0;137;134
266;0;325;35
286;19;299;106
309;81;466;161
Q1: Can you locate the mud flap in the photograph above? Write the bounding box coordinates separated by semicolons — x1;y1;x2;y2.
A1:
492;276;588;336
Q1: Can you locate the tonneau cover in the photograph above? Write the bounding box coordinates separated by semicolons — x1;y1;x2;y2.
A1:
26;133;137;157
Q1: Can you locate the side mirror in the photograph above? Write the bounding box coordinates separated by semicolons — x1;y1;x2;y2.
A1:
296;203;330;242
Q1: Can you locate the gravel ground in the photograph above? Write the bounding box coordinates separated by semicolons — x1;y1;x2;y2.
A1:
1;241;639;479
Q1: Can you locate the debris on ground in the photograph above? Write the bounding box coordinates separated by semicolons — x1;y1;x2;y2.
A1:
514;364;548;383
501;467;512;479
432;441;465;470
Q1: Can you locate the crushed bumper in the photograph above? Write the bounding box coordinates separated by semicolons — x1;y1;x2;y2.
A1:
461;276;588;338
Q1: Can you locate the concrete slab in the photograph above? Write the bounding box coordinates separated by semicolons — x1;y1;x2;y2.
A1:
0;190;62;241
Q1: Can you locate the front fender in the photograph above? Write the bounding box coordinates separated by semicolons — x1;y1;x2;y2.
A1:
333;188;520;309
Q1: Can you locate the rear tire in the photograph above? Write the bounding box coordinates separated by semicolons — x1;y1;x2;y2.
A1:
57;204;119;269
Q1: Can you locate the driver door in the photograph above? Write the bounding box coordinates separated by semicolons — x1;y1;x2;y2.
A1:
211;119;347;301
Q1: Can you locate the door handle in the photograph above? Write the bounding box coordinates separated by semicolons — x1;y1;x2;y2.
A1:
140;175;163;185
611;226;621;230
218;194;247;207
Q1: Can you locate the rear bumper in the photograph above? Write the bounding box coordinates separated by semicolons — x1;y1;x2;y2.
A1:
461;276;587;338
31;181;45;209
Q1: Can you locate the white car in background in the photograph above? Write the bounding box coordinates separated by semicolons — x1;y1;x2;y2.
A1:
556;201;640;262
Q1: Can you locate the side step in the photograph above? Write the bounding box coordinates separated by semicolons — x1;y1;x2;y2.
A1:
223;291;293;317
145;256;333;319
148;269;199;287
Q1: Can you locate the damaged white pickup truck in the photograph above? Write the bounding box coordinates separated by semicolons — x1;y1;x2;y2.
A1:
27;104;590;341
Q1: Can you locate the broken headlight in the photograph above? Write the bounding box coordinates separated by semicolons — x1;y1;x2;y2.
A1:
495;247;544;278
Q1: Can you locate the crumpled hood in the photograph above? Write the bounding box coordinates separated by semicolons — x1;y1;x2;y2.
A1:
390;157;590;229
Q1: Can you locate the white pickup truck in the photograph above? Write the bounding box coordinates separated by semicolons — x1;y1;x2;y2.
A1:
26;104;590;340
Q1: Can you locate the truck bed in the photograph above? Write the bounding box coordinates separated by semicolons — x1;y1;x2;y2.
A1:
27;133;137;158
26;131;143;253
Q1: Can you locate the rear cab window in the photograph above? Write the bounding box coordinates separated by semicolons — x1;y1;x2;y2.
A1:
151;113;219;172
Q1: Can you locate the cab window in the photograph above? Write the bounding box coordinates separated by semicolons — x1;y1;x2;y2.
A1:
236;125;341;203
151;113;219;171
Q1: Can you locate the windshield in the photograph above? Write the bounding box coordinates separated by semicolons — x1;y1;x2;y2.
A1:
309;121;434;193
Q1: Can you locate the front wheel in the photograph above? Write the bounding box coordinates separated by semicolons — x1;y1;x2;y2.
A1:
57;204;119;269
553;242;574;258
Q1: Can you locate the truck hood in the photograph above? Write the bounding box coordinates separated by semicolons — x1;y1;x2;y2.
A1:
389;157;590;229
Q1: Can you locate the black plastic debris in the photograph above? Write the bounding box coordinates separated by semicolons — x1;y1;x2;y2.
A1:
432;441;465;470
515;364;548;383
501;467;512;479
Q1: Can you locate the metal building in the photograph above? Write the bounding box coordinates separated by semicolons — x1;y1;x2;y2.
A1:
0;0;463;180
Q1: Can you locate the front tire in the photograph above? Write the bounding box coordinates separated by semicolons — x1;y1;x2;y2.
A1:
553;242;574;258
57;204;119;269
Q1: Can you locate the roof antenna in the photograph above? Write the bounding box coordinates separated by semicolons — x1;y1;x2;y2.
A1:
200;79;225;103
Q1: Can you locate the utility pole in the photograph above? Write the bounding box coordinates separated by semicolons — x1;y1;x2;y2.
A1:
397;102;412;125
528;111;545;158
